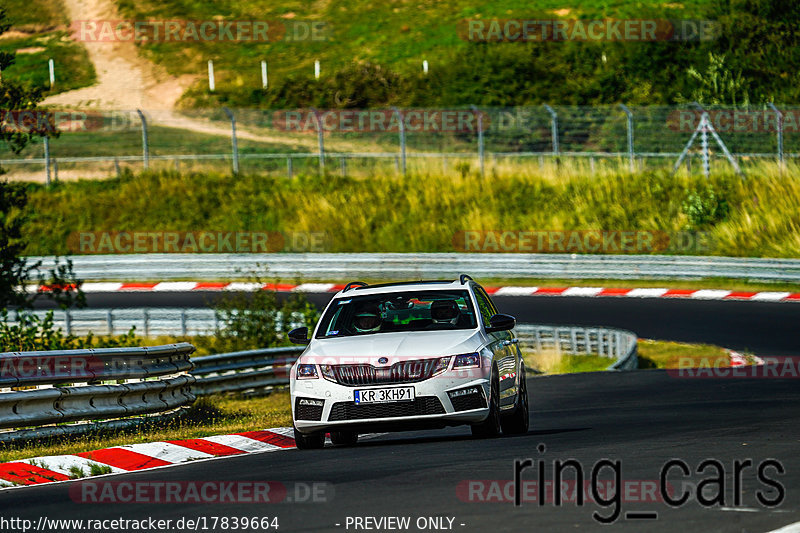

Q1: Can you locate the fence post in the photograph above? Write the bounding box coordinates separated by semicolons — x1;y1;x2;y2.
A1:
768;103;784;168
208;60;215;91
392;107;407;176
44;136;51;186
222;107;239;175
470;105;485;176
619;104;634;173
543;104;559;157
136;109;149;170
310;108;325;174
261;60;268;89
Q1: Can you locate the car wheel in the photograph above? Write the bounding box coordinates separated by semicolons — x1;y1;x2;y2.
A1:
330;430;359;447
501;364;530;435
471;367;501;438
293;425;325;450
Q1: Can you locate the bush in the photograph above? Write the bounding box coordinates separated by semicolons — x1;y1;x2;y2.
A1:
0;310;138;352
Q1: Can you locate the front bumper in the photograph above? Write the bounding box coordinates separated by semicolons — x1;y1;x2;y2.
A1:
291;373;491;434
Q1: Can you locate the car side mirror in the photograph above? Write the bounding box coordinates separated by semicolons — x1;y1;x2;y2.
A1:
288;327;310;345
485;313;516;333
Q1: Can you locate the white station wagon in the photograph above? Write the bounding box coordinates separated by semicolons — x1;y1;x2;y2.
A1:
288;276;529;449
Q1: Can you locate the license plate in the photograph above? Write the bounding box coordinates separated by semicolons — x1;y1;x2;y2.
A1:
354;387;415;404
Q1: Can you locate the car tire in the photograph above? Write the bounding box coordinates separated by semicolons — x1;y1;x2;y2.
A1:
500;364;529;435
293;426;325;450
330;430;359;447
471;367;501;438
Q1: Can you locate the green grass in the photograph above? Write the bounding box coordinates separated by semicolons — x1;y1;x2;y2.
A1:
20;164;800;259
0;394;292;463
2;0;96;95
113;0;709;107
637;338;732;369
0;32;96;94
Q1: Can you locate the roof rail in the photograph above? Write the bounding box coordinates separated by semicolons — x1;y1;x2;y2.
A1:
343;281;369;292
459;274;474;285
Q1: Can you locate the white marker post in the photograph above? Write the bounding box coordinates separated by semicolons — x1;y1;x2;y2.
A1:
314;60;320;80
261;60;268;89
48;59;55;88
208;60;215;92
423;60;428;75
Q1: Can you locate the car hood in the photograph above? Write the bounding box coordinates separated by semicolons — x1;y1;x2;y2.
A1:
300;329;484;364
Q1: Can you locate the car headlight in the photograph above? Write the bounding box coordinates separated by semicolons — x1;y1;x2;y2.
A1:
296;364;319;379
453;352;481;369
320;364;337;382
432;356;451;376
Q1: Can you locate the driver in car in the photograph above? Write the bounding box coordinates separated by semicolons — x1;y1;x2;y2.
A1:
429;299;460;327
353;304;382;333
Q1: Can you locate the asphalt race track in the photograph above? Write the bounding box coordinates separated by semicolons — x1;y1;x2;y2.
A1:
17;291;800;532
3;369;800;532
35;290;800;356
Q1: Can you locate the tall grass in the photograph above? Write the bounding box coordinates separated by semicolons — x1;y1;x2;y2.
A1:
22;161;800;258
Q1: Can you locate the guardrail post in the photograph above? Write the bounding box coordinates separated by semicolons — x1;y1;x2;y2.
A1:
208;60;215;91
261;60;268;89
222;107;239;175
64;309;72;335
143;309;149;337
392;107;407;176
53;158;58;182
136;109;149;170
43;136;51;186
619;104;635;173
180;309;187;336
470;105;485;177
114;157;121;178
310;108;325;174
106;309;113;335
48;58;55;88
287;157;293;179
340;156;347;177
768;103;784;168
543;105;559;159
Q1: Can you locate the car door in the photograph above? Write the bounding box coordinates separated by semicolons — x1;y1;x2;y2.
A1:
473;286;519;410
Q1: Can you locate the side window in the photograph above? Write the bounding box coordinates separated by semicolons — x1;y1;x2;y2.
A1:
473;288;495;327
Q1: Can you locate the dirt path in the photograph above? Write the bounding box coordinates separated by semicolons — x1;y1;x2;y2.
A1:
43;0;193;110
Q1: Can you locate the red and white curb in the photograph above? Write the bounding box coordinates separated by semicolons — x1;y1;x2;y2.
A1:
36;282;800;303
728;350;766;367
0;428;297;489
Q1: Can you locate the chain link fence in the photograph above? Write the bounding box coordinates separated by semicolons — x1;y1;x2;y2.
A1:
2;105;795;182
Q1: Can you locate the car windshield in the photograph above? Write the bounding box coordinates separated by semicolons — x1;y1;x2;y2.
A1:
315;290;477;338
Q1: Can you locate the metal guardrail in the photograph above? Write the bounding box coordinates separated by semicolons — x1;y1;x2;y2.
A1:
32;253;800;283
188;323;637;397
0;344;196;431
515;324;638;371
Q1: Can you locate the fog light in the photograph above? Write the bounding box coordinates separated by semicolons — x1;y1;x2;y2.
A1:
448;386;480;398
298;398;324;407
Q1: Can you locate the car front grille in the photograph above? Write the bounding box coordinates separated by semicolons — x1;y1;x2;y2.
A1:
332;359;439;386
328;397;445;421
294;398;324;421
449;391;487;412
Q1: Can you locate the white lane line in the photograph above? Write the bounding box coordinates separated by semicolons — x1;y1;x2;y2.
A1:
751;292;792;301
24;455;125;476
294;283;335;293
119;442;215;463
764;520;800;532
691;289;733;299
202;434;284;452
224;282;263;292
153;282;199;291
80;282;124;292
494;287;538;296
562;287;604;296
625;288;669;298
